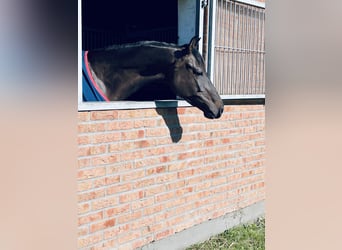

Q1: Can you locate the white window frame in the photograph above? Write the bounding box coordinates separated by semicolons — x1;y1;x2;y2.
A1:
78;0;265;111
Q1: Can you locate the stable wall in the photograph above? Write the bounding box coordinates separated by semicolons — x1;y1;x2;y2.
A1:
77;104;265;249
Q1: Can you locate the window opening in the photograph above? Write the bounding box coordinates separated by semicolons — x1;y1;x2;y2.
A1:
81;0;178;101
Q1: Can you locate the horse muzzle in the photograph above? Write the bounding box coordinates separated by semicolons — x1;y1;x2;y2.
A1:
185;95;224;119
204;104;224;119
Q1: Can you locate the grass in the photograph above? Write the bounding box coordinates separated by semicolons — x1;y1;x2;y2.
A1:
186;217;265;250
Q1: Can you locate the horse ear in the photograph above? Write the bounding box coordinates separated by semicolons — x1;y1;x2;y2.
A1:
175;37;201;58
189;36;201;52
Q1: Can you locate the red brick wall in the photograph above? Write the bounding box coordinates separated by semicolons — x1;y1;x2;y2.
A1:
77;105;265;249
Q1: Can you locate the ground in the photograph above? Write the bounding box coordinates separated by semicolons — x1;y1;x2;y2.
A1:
186;217;265;250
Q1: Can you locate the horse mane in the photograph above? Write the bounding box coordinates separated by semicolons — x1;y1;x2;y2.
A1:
104;40;182;51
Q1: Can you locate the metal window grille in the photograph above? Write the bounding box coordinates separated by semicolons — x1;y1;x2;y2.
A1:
213;0;265;96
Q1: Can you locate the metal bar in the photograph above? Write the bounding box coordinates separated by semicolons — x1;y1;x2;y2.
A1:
248;7;255;94
214;0;219;90
262;11;265;94
245;7;250;93
251;8;256;94
224;1;228;93
216;0;220;92
223;0;228;94
228;1;232;94
245;5;248;94
259;9;264;93
240;4;245;95
218;0;223;93
232;1;237;94
255;8;260;94
244;5;248;94
250;7;255;94
208;0;217;82
247;6;252;94
236;4;241;95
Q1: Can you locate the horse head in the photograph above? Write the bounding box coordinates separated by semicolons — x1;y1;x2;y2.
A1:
171;37;224;119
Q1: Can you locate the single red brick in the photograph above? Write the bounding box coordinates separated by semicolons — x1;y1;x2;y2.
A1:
131;197;154;210
78;189;105;202
121;170;145;181
78;167;106;180
155;172;177;183
78;233;103;248
155;229;173;241
142;109;158;117
92;196;118;211
78;211;103;226
133;178;155;189
78;124;88;133
120;150;144;162
121;130;145;140
78;202;90;215
78;135;90;145
177;169;194;179
78;158;91;168
88;123;106;132
107;162;133;174
90;218;116;233
117;109;138;119
78;146;91;157
91;155;118;165
146;166;167;175
144;204;163;216
106;183;132;195
78;226;88;237
91;111;118;120
106;204;131;217
177;107;186;114
118;210;143;224
119;191;143;203
77;180;93;192
134;140;150;148
92;133;121;143
156;191;175;203
104;224;130;240
78;112;89;121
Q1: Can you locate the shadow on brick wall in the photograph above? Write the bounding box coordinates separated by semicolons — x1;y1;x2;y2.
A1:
155;101;183;143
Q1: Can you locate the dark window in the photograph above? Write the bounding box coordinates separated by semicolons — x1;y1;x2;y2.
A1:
82;0;178;50
82;0;178;101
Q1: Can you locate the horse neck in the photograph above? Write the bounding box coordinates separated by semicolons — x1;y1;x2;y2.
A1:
129;46;177;69
87;46;178;100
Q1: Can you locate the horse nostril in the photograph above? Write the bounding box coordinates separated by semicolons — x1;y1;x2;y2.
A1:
216;106;224;118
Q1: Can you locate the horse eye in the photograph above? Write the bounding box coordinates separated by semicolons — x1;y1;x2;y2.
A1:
193;68;203;75
187;64;202;75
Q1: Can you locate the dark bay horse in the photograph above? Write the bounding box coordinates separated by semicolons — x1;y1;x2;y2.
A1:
83;36;224;119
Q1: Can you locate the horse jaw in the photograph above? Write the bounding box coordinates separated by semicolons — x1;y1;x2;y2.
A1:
184;94;224;119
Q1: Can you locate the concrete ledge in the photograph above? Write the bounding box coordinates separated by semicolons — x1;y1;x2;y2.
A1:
140;200;265;250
